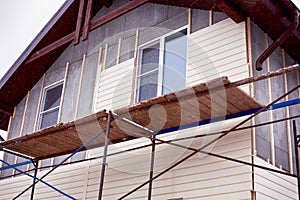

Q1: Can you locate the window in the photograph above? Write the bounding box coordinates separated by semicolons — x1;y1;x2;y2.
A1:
38;81;63;129
135;28;187;102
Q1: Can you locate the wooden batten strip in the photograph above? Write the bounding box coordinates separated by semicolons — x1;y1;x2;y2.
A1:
117;38;122;65
98;46;103;70
246;17;256;158
75;55;87;119
246;17;254;97
34;73;46;131
282;49;293;173
209;10;213;26
297;68;300;106
92;47;103;112
6;116;13;139
20;91;30;135
7;107;16;176
264;33;275;165
188;8;192;34
130;29;139;105
103;44;108;70
12;156;18;176
57;62;70;123
12;106;16;119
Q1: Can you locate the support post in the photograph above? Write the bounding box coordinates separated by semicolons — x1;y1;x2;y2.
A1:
98;112;111;200
30;161;39;200
293;120;300;200
148;135;156;200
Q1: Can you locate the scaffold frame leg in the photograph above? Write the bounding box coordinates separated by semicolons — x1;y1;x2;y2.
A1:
293;120;300;200
98;112;111;200
30;160;39;200
148;135;156;200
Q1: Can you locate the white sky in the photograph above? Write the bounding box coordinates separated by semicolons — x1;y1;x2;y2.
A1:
293;0;300;9
0;0;65;80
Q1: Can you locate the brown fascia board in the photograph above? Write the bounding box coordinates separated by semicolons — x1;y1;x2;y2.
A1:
0;0;75;90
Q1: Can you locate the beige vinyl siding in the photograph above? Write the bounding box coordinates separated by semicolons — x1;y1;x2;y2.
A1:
85;117;252;199
33;162;89;200
0;118;252;199
0;162;89;200
94;59;134;111
254;156;298;200
0;175;32;200
187;18;249;94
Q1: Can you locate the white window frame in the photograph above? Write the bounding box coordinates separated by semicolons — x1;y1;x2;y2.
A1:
135;26;188;103
38;80;64;130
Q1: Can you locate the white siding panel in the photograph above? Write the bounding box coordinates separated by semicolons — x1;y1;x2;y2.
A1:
94;59;134;111
83;117;252;199
254;156;298;200
187;18;249;94
0;175;32;200
0;162;89;200
0;117;252;199
33;162;89;200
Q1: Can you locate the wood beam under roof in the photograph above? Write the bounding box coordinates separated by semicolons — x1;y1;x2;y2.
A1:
73;0;86;45
26;0;149;64
82;0;94;41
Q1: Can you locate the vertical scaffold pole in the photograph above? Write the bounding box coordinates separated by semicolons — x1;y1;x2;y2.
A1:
30;160;39;200
148;135;156;200
293;120;300;200
98;112;111;200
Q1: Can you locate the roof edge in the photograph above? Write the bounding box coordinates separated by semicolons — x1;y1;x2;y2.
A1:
0;0;75;89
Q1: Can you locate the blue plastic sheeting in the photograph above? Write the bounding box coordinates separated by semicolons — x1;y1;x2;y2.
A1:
157;98;300;135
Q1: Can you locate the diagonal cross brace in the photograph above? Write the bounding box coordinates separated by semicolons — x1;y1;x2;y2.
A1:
0;159;76;199
117;84;300;199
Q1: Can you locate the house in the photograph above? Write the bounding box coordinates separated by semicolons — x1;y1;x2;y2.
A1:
0;0;300;199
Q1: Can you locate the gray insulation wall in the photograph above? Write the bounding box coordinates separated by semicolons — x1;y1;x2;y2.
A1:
6;3;228;140
251;21;298;171
251;21;271;161
3;1;224;177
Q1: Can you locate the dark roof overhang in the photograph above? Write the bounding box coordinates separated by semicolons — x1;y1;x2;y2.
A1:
0;0;299;131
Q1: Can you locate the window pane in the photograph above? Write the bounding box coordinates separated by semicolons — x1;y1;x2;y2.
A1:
40;108;59;129
43;84;63;111
163;31;187;94
137;71;158;102
141;43;159;74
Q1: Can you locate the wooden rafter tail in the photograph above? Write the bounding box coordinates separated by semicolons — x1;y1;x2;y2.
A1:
26;33;74;64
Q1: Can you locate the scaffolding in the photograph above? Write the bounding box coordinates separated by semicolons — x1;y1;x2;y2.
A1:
1;64;300;199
